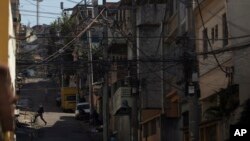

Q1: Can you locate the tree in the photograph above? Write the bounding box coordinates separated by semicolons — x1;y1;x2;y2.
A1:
203;84;239;119
237;99;250;125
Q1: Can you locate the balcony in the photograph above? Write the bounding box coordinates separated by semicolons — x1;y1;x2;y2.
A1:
112;87;133;115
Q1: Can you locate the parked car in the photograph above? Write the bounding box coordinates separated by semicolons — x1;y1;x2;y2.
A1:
75;102;90;120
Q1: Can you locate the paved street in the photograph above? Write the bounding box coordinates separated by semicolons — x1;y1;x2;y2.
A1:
16;78;102;141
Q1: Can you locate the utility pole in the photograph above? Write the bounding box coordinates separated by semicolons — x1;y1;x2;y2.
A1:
36;0;39;25
88;30;94;123
36;0;43;25
60;58;64;87
131;1;138;141
102;0;109;141
186;0;199;141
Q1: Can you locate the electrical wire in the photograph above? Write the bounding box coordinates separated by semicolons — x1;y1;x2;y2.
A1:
19;1;248;83
198;40;250;55
23;0;36;6
21;14;58;19
17;34;250;40
46;20;101;62
18;62;180;79
196;0;227;74
19;1;250;75
17;58;183;66
21;0;56;12
154;2;168;56
91;7;185;92
21;8;105;72
22;0;60;8
19;5;96;72
200;0;250;39
67;0;80;4
19;9;61;15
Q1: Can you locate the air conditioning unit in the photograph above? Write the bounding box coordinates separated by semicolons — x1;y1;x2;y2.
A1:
112;87;133;115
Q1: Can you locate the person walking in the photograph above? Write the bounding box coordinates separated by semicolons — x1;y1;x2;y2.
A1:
33;105;47;125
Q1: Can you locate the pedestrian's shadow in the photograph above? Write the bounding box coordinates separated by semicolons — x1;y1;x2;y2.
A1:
16;122;30;128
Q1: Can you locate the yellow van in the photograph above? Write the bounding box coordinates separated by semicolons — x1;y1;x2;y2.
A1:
61;87;77;112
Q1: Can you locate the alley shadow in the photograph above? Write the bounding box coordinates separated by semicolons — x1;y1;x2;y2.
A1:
34;115;102;141
18;79;62;113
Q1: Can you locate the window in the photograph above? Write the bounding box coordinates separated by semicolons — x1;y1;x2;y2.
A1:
222;13;229;46
143;123;148;137
150;119;157;135
143;119;157;137
215;25;218;40
202;28;208;59
211;28;215;43
200;124;218;141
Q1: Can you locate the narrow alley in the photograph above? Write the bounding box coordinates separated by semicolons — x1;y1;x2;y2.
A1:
16;78;101;141
1;0;250;141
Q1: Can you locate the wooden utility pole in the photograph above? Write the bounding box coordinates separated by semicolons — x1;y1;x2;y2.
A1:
186;0;199;141
36;0;39;25
102;0;109;141
131;0;138;141
36;0;43;25
88;30;94;121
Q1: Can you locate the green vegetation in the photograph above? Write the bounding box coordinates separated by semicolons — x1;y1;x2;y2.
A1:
204;84;239;120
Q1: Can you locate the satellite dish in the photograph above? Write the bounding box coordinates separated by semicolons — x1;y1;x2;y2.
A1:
26;28;38;43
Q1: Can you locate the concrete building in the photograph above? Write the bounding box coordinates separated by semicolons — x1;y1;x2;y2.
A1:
227;0;250;105
135;1;184;141
0;0;17;93
11;0;21;54
106;0;250;141
103;2;132;141
162;0;190;141
226;0;250;135
195;0;232;101
11;0;21;35
113;1;187;141
106;1;170;141
194;0;237;140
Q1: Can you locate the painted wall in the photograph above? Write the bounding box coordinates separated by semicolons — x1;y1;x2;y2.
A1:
0;0;16;92
195;0;232;100
0;0;9;64
142;118;160;141
137;25;163;108
227;0;250;104
136;4;166;108
9;2;17;91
